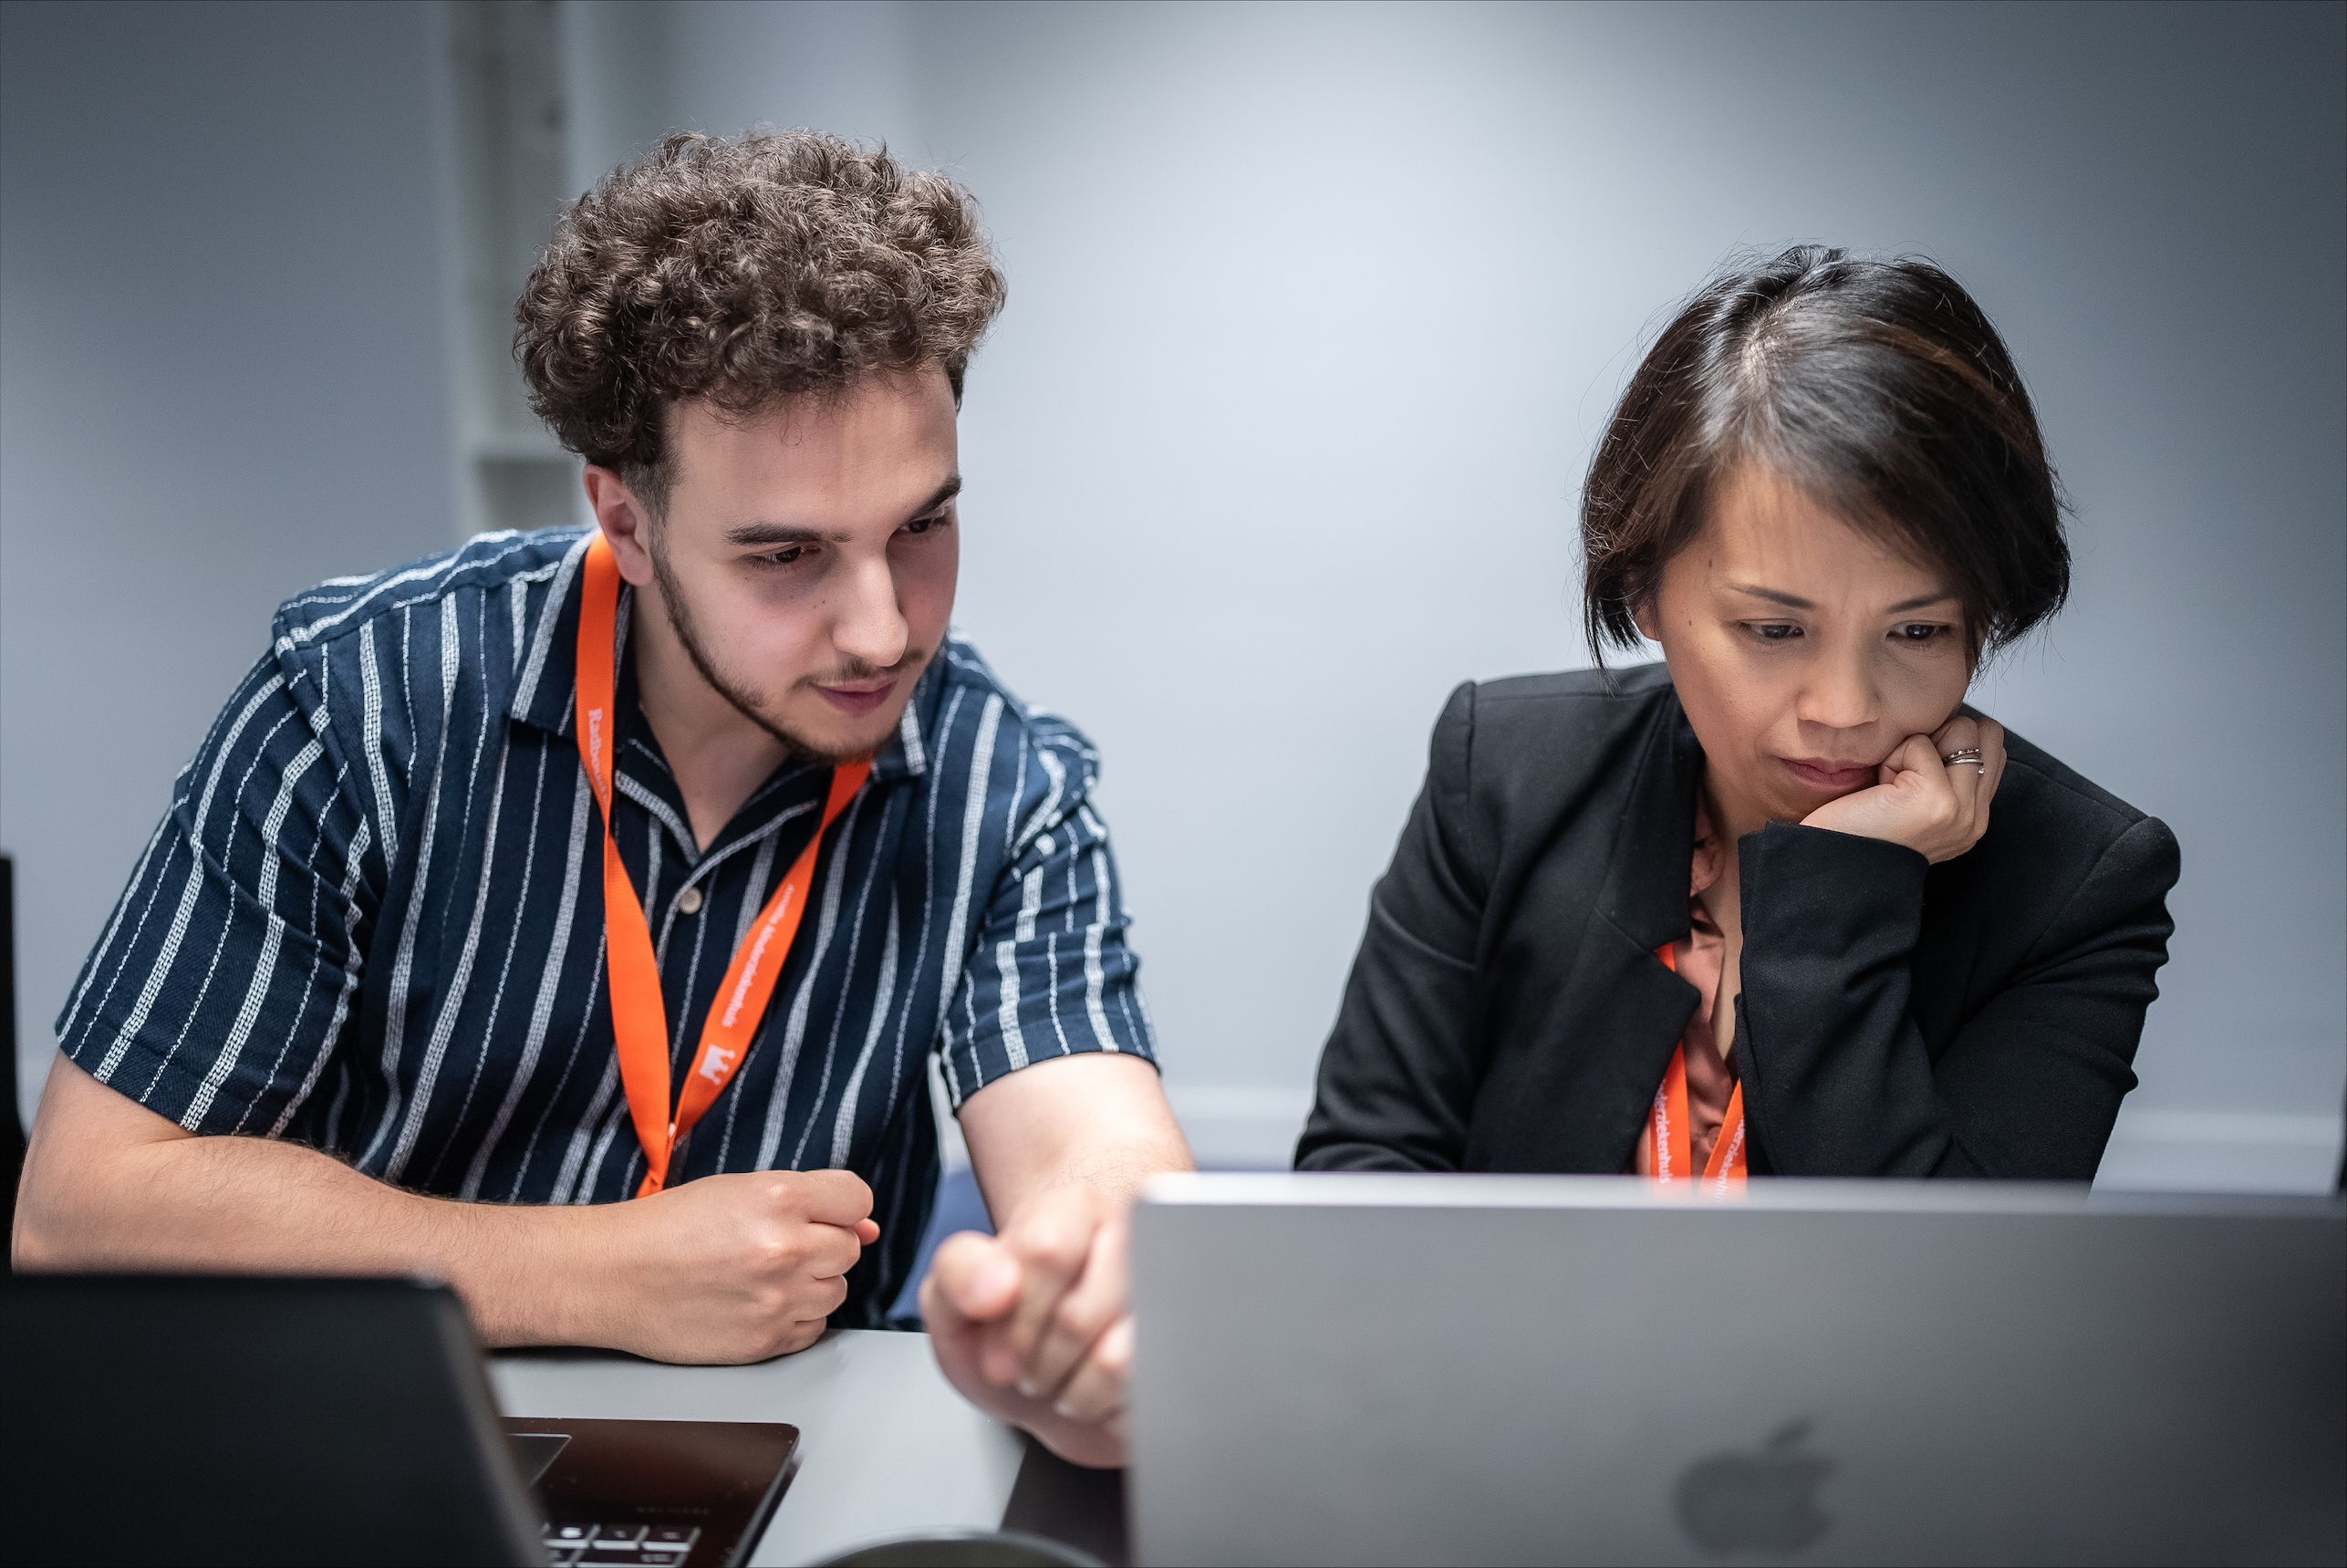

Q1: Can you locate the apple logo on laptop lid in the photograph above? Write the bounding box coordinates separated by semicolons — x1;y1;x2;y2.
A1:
1675;1418;1834;1556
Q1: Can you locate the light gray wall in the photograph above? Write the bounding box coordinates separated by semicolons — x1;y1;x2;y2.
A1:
637;0;2347;1179
1;1;459;1115
3;2;2340;1188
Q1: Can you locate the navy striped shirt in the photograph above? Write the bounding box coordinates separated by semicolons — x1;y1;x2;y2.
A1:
57;527;1158;1324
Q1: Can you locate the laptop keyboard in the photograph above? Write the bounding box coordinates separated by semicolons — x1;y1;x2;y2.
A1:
542;1522;702;1565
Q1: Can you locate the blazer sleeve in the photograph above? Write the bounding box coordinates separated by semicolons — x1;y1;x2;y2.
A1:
1294;684;1488;1171
1734;815;2181;1179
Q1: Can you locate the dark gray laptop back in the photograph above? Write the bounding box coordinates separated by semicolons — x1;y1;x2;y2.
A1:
2;1274;543;1567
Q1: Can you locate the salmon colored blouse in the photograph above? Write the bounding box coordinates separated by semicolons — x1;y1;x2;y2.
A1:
1631;801;1739;1176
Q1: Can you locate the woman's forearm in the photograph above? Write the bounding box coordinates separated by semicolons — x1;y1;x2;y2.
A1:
1733;822;1962;1175
1733;819;2157;1179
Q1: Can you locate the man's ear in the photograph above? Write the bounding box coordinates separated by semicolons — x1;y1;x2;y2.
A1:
583;466;658;587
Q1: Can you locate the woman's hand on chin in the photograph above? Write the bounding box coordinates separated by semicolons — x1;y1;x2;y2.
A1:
1800;714;2008;864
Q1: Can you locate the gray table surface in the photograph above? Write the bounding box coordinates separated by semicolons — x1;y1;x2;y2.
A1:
491;1329;1028;1567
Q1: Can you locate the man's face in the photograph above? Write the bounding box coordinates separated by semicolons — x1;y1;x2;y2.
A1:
615;368;961;760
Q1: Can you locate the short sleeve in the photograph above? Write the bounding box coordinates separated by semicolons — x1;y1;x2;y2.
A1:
935;731;1157;1107
55;654;377;1136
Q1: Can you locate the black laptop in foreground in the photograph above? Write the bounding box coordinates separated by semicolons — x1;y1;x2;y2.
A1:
1;1275;800;1567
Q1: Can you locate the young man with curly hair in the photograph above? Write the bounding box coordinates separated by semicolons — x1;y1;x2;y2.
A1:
15;130;1186;1468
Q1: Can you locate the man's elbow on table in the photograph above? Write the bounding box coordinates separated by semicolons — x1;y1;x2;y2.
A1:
12;1054;198;1272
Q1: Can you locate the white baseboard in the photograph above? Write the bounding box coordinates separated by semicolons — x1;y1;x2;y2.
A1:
1164;1084;2346;1195
2094;1109;2342;1195
1166;1085;1315;1169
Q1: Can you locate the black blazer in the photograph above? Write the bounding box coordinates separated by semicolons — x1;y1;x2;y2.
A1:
1295;664;2181;1179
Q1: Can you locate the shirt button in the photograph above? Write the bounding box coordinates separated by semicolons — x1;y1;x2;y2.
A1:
676;886;705;915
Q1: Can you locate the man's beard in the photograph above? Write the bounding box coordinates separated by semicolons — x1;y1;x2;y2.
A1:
646;536;916;763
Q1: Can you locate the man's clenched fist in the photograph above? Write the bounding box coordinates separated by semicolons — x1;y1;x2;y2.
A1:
587;1168;878;1364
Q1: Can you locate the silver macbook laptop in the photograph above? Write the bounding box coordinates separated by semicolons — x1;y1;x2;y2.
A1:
1128;1174;2344;1567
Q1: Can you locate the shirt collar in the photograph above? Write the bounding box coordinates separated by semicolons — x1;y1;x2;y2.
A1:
870;656;940;784
507;531;593;737
508;538;934;784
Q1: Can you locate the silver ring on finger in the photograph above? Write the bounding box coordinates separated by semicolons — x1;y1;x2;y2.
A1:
1942;747;1985;766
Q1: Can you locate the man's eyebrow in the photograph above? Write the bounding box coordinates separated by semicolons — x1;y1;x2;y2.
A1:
909;474;962;518
719;476;961;549
722;522;829;547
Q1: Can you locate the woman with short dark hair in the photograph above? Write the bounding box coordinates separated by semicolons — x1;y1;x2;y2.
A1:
1295;247;2179;1183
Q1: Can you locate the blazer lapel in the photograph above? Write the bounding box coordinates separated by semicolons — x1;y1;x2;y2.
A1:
1575;691;1707;1165
1470;685;1709;1172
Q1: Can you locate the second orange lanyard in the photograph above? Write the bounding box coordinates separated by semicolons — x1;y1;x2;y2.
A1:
574;533;870;1196
1648;943;1749;1191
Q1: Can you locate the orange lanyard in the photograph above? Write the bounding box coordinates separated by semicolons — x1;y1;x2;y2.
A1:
1648;943;1748;1192
574;533;870;1196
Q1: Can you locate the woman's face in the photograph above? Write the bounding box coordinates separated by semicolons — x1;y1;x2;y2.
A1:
1636;463;1974;827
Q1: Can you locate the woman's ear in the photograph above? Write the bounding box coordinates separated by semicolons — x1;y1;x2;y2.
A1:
1631;597;1660;643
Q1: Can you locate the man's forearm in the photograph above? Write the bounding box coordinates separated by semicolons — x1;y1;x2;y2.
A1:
20;1056;885;1366
16;1085;597;1345
989;1130;1192;1223
959;1052;1194;1223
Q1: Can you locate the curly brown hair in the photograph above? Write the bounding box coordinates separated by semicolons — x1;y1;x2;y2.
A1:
515;129;1006;505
